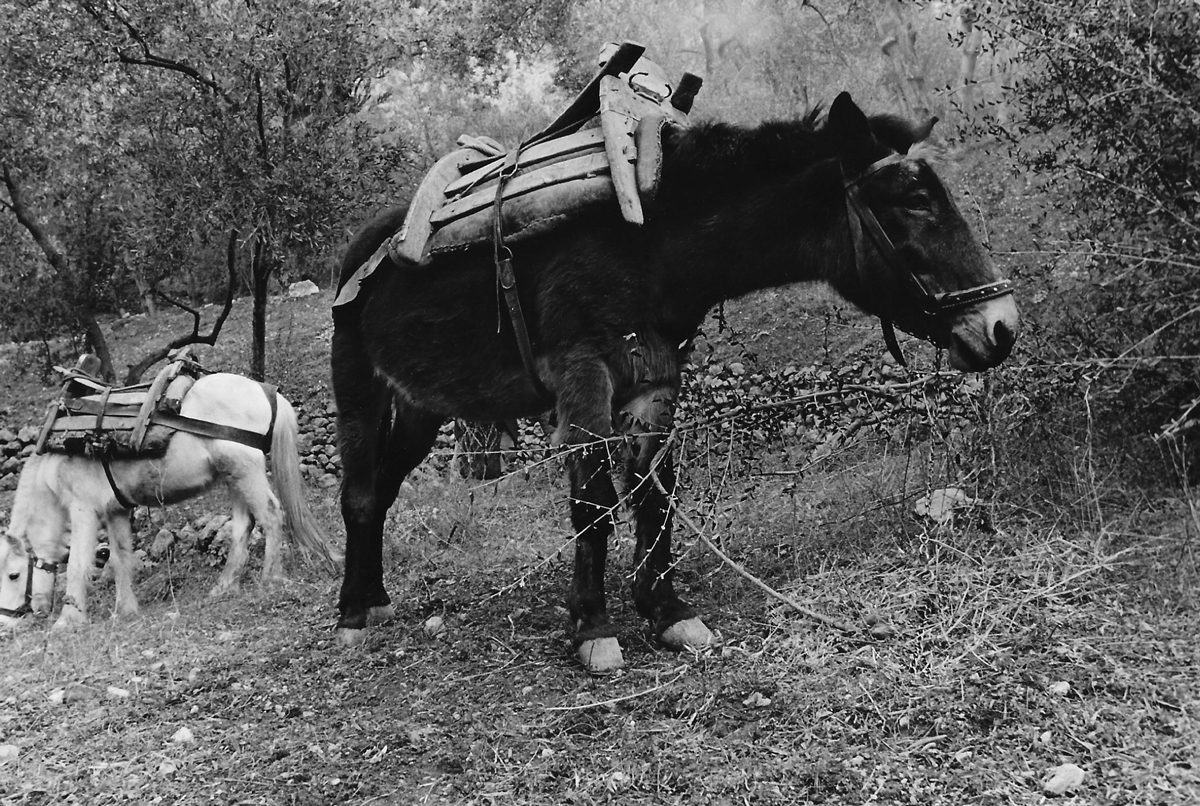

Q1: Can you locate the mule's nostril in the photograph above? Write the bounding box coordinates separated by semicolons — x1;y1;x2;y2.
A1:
992;319;1015;353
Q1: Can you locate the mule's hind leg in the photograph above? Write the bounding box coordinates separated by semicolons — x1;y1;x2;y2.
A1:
359;402;443;626
622;391;713;652
334;347;440;641
106;510;140;618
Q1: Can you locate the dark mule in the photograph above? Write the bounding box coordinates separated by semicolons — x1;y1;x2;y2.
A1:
331;93;1019;672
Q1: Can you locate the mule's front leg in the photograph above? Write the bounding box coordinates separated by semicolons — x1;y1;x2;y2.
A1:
53;504;100;631
625;404;713;653
566;440;624;673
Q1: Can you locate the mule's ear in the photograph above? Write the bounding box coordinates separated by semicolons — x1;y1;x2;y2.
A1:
827;92;874;166
867;113;939;154
913;115;938;144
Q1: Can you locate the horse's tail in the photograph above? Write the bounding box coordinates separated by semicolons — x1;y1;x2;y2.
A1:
269;396;342;572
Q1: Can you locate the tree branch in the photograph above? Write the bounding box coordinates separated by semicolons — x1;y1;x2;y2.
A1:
79;0;238;107
2;165;72;276
123;228;240;384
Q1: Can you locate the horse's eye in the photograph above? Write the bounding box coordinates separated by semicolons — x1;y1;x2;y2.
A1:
6;572;19;582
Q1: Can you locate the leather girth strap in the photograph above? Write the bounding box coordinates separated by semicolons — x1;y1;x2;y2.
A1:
101;456;137;510
493;147;551;401
153;381;277;455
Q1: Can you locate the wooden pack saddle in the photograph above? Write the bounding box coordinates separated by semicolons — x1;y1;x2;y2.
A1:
334;42;703;308
34;348;275;459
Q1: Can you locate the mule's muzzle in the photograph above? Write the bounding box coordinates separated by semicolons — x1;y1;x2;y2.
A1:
946;294;1020;371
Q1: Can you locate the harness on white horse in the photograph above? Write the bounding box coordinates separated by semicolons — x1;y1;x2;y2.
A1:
0;555;60;619
100;383;279;510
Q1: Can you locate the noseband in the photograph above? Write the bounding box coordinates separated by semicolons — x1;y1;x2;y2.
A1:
842;153;1014;365
0;554;59;619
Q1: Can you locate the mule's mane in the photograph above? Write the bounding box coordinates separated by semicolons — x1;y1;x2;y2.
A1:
659;109;829;207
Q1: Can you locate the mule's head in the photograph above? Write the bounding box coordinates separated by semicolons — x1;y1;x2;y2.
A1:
823;93;1019;371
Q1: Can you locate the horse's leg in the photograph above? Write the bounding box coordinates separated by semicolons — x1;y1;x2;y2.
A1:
53;504;100;631
238;468;286;585
622;390;713;652
209;501;253;598
557;359;624;673
106;510;140;618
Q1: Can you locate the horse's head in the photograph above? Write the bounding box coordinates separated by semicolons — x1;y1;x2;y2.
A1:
823;92;1019;371
0;533;56;629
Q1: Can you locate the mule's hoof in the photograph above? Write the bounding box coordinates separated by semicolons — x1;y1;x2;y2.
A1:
366;604;395;626
661;617;714;652
336;627;367;646
577;637;624;674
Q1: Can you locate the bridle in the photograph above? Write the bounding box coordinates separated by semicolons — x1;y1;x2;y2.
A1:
0;552;59;619
842;152;1014;365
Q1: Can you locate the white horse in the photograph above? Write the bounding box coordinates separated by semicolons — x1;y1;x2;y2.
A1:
0;372;338;630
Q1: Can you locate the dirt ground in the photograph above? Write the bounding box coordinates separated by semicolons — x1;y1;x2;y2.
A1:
2;291;1197;805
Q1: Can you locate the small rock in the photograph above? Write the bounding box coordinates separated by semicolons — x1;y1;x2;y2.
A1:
149;528;175;559
63;684;96;704
48;688;66;705
914;487;976;524
1043;762;1085;796
106;686;130;699
171;726;195;744
423;615;445;637
742;691;772;708
158;760;178;776
868;622;895;640
287;279;320;298
1048;680;1071;696
0;744;19;764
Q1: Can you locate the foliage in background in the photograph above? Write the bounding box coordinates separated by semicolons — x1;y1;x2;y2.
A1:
968;0;1200;486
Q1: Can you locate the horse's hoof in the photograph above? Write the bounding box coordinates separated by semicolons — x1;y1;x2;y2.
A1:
577;637;624;674
113;603;140;619
52;609;86;632
208;581;238;599
661;617;714;652
336;627;367;646
366;604;395;625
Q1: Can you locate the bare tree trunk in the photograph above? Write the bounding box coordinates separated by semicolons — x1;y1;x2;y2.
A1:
2;165;116;380
250;232;273;381
875;0;934;120
958;4;984;119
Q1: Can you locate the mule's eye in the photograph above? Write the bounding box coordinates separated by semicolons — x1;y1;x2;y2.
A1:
905;192;933;212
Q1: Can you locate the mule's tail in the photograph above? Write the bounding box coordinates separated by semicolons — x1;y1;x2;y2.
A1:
270;396;342;572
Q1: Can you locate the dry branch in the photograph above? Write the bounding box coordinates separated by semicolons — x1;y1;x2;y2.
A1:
122;229;239;384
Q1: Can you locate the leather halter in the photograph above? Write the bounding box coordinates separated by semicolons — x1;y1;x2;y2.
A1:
842;153;1014;365
0;553;59;619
